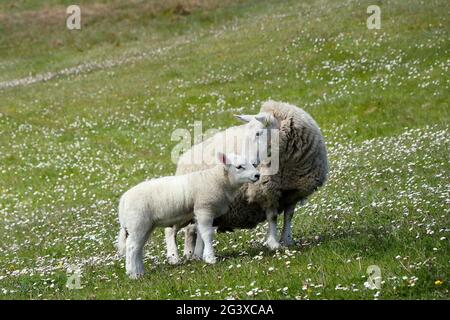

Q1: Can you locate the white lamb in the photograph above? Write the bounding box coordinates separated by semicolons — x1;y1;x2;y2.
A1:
117;152;260;279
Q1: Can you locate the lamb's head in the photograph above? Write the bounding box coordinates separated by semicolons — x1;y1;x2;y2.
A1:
234;112;279;167
217;152;260;186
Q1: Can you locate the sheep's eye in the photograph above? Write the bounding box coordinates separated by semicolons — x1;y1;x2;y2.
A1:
256;132;261;137
236;165;243;170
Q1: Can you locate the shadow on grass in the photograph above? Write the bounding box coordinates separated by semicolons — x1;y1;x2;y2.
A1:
219;225;395;259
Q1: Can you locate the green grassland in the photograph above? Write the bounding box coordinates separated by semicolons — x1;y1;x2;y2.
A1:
0;0;448;299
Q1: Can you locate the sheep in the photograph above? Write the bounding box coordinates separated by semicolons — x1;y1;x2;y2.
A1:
176;100;328;258
117;152;260;279
176;112;280;173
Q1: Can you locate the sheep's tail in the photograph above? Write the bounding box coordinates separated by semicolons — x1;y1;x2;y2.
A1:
117;197;128;257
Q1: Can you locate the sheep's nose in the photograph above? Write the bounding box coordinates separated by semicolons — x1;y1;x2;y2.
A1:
254;173;260;180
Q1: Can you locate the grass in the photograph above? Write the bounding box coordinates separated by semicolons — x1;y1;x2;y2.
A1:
0;0;448;299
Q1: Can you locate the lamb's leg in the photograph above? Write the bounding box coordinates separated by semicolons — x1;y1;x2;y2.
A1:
196;214;216;264
265;207;281;250
183;223;197;259
280;204;296;246
192;227;204;260
165;227;179;265
126;227;152;279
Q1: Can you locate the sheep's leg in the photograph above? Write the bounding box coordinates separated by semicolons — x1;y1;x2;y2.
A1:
165;227;180;265
192;227;204;260
265;208;281;250
196;214;216;264
280;204;296;246
183;223;197;259
126;227;152;279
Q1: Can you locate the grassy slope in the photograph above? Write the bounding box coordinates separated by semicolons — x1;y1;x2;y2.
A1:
0;0;448;299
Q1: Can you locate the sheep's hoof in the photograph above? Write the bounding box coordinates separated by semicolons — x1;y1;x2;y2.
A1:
183;253;193;261
183;251;193;259
203;255;217;264
192;253;203;261
167;256;180;265
266;239;281;251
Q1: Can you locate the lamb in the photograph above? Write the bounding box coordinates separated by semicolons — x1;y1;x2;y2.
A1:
117;152;260;279
175;100;328;258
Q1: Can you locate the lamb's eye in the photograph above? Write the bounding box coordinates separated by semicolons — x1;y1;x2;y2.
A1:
236;165;243;170
256;132;261;137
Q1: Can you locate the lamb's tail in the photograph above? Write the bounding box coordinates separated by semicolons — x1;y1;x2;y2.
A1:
117;196;128;256
117;227;128;257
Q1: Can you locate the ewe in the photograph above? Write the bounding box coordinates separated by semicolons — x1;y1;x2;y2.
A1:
176;100;328;258
117;153;260;279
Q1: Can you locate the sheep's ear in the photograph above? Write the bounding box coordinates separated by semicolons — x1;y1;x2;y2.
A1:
234;114;254;123
255;113;280;129
254;114;267;123
271;116;281;129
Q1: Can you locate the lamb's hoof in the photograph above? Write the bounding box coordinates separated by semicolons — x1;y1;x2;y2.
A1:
167;256;180;265
203;255;217;264
266;239;281;251
280;237;294;247
127;272;144;280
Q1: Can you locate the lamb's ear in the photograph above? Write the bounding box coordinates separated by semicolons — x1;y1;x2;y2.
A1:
217;152;229;167
234;114;254;123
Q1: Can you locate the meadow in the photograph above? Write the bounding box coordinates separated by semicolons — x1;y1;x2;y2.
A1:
0;0;448;299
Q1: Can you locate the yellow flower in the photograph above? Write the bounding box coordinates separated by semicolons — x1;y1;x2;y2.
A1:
434;279;443;286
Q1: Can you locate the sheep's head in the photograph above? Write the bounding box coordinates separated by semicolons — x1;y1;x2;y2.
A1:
234;112;280;167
